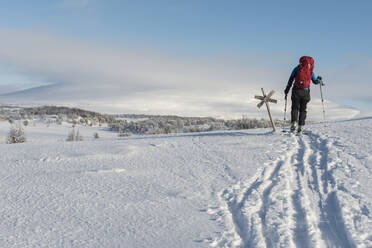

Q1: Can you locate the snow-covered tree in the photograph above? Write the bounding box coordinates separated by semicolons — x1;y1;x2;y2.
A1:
7;124;26;144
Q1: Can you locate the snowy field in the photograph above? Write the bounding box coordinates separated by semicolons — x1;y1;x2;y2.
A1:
1;117;372;247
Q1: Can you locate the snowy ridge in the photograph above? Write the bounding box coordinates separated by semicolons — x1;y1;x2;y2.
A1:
207;127;371;248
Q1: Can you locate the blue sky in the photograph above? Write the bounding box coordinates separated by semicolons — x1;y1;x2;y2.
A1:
0;0;371;115
2;1;371;58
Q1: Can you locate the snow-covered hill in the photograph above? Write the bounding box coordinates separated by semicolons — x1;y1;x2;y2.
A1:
0;117;371;247
0;84;360;120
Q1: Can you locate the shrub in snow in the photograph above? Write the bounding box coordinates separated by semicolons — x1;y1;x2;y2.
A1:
118;131;131;137
66;128;83;141
94;132;100;139
7;124;26;144
163;125;172;134
23;120;29;126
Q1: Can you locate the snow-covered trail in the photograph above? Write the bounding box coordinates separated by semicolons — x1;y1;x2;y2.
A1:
1;118;372;247
209;122;372;248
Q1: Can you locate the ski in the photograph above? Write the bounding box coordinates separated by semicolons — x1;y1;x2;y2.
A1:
281;129;310;136
296;130;310;136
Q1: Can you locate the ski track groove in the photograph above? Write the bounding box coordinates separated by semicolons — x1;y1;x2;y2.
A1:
258;159;284;248
290;136;313;248
210;131;357;248
211;139;298;247
307;133;356;248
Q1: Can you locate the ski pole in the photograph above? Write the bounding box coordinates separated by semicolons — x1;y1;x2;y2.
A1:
283;95;288;131
319;80;326;125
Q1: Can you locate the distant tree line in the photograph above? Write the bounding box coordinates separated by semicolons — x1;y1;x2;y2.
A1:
0;105;113;126
0;105;287;137
108;115;284;135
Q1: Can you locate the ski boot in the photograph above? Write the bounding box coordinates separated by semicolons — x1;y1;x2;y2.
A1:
297;125;304;134
290;122;297;132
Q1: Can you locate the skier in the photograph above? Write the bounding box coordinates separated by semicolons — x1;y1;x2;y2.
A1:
284;56;323;133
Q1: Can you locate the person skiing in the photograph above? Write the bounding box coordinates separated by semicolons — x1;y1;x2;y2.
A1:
284;56;323;133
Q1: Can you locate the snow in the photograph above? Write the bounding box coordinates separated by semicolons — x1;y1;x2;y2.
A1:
0;117;372;247
0;121;117;144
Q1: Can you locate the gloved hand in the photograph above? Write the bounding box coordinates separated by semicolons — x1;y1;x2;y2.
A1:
317;76;325;86
284;86;290;96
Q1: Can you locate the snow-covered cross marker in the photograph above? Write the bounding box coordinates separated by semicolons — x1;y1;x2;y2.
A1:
255;88;278;132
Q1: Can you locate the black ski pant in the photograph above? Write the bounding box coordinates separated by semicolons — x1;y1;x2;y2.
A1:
291;88;310;126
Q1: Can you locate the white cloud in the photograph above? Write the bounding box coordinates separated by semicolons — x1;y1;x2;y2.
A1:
0;28;363;119
326;58;372;99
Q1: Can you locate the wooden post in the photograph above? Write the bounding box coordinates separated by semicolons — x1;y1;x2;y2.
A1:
261;88;277;132
255;88;277;132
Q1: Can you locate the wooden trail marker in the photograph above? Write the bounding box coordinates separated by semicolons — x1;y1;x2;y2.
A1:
255;88;278;132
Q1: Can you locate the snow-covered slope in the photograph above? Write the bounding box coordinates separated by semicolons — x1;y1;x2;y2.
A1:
0;85;360;120
0;117;371;247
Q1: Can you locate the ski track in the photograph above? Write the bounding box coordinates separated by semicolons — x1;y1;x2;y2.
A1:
209;131;359;248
